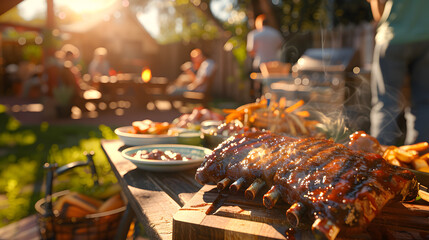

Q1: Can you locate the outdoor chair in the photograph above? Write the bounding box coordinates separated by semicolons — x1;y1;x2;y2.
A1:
150;68;216;108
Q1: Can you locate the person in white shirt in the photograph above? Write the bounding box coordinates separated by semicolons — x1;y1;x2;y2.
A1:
247;14;283;99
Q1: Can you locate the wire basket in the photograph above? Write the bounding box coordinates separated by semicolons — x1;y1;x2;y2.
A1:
35;152;126;240
35;190;126;240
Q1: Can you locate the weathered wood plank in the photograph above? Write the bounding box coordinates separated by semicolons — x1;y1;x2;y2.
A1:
101;140;200;240
173;185;288;240
146;170;201;206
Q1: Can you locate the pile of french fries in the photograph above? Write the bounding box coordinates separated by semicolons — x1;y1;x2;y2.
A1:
223;97;321;137
383;142;429;173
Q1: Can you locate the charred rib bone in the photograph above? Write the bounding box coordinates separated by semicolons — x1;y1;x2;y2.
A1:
217;178;231;191
312;218;340;240
263;185;281;209
229;177;246;193
286;202;306;227
245;178;266;200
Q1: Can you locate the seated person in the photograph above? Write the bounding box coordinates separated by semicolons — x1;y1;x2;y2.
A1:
59;47;83;95
88;47;110;78
52;44;86;106
167;48;215;95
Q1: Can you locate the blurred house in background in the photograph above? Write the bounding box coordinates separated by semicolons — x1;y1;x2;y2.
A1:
60;3;159;74
0;0;159;97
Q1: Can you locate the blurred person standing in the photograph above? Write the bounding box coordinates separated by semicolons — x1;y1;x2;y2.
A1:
247;14;283;100
58;44;82;94
167;48;215;95
368;0;429;145
52;44;83;108
88;47;110;78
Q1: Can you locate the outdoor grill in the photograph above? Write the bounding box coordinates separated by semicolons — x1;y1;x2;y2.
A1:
269;48;371;131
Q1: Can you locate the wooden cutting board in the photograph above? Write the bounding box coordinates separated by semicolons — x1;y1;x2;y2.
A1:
173;185;429;240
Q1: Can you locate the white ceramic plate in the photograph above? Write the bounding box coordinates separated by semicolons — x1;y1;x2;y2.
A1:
115;126;178;146
121;144;212;172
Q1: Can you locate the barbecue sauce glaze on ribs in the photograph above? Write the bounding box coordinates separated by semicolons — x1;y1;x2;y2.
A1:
195;131;418;240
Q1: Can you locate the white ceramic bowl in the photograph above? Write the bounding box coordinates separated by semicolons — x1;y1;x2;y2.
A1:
200;120;229;149
115;126;178;146
177;131;202;146
121;144;212;172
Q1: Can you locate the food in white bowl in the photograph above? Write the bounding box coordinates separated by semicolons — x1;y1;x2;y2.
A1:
131;120;171;135
131;149;192;161
114;126;178;146
121;144;212;172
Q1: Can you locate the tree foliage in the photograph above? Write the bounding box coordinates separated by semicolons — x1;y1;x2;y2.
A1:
130;0;221;44
128;0;370;77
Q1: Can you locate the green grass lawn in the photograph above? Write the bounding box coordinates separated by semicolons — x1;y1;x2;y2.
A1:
0;104;119;227
0;98;243;228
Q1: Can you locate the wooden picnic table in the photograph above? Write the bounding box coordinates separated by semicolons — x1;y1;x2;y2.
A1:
100;139;202;240
93;75;169;109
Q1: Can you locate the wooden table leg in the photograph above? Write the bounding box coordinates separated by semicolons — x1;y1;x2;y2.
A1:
114;204;135;240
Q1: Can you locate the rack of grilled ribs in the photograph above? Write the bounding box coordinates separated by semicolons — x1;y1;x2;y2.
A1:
195;131;419;240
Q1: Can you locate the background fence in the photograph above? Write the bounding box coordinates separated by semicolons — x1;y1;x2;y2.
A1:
151;22;376;104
